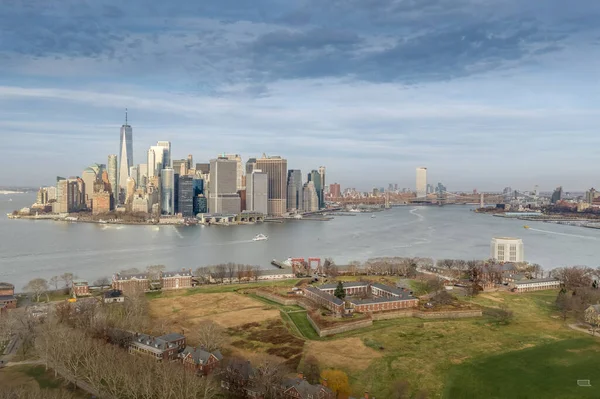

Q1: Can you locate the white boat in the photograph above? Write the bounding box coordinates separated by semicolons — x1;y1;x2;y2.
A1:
253;234;268;241
371;214;376;218
349;209;361;213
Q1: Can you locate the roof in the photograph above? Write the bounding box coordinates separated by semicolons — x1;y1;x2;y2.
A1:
371;282;406;296
304;286;343;305
588;304;600;312
181;346;223;364
281;378;332;398
0;282;14;290
157;333;185;342
349;296;417;305
132;333;183;353
319;281;368;290
514;278;559;285
226;359;255;380
115;273;148;281
103;290;123;298
162;270;192;278
0;295;16;302
72;279;88;285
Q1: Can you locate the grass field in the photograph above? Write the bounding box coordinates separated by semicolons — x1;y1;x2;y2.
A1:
0;365;87;397
287;311;320;340
146;279;302;298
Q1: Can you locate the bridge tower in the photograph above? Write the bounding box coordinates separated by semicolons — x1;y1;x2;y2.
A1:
480;193;484;208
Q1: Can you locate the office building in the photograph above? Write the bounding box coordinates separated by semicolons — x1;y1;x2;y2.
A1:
196;163;210;175
131;193;149;213
108;155;118;198
303;181;319;212
329;183;341;199
138;164;148;191
81;167;97;209
223;154;243;191
208;157;241;214
308;170;323;209
178;175;195;217
54;178;84;214
194;195;208;214
585;188;598;204
427;184;434;194
161;168;175;215
125;177;136;206
118;111;133;194
256;155;287;216
416;167;427;198
491;237;524;263
247;170;268;215
173;159;188;176
157;141;171;168
319;166;326;198
148;144;171;178
246;158;257;175
551;186;563;204
286;169;303;212
92;191;111;214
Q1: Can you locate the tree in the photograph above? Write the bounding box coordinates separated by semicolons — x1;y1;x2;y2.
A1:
226;263;236;283
24;278;49;302
253;356;289;399
431;290;454;306
497;303;514;325
303;355;321;385
333;281;346;300
94;277;111;290
49;276;60;291
60;272;76;289
195;321;225;351
425;277;445;294
584;307;600;336
553;266;594;291
320;369;350;398
347;261;361;276
214;264;227;284
323;258;338;277
555;290;571;321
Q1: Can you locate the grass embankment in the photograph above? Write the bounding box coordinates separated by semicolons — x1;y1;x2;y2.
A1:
146;279;301;298
0;365;87;397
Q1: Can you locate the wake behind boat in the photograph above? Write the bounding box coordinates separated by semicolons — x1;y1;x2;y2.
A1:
253;233;268;241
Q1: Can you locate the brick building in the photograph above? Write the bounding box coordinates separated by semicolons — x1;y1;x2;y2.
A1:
72;279;90;297
0;282;17;310
129;332;186;361
318;281;368;297
303;286;345;314
180;346;223;375
92;191;112;214
280;377;335;399
112;273;151;294
161;269;193;290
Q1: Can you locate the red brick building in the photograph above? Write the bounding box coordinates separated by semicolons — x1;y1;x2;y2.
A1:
112;273;151;294
92;191;111;214
180;346;223;375
281;377;335;399
303;286;345;314
161;270;193;290
72;279;90;297
0;282;17;310
129;332;186;361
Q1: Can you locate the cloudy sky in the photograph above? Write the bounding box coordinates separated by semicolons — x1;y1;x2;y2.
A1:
1;0;599;191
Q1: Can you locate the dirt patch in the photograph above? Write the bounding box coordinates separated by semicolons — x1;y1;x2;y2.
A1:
479;294;504;303
450;356;470;364
305;337;383;371
149;292;280;330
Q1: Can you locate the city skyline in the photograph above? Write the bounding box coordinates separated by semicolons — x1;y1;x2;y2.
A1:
1;1;600;190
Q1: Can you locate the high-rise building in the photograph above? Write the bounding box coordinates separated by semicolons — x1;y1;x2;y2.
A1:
196;163;210;175
194;195;208;214
319;166;326;197
256;155;287;216
223;154;243;191
585;188;598;204
178;175;195;217
551;186;563;204
157;141;171;168
187;154;194;170
329;183;341;199
118;111;133;194
308;170;323;209
161;168;175;215
246;158;257;175
108;155;118;199
491;237;524;263
303;181;319;212
416;167;427;198
286;170;303;212
125;177;136;206
208;157;241;214
247;170;268;215
173;159;188;176
427;183;434;194
81;167;97;209
138;164;148;191
53;178;83;214
129;165;139;187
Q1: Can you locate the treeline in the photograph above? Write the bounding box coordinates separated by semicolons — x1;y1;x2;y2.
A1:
554;266;600;324
195;263;262;284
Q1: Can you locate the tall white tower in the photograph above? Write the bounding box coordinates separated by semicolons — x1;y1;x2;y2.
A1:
416;167;427;198
118;109;133;197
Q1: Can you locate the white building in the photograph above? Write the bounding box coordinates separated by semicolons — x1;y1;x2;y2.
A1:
303;181;319;212
161;168;175;215
416;167;427;198
223;154;243;191
247;169;268;215
491;237;524;263
511;278;560;293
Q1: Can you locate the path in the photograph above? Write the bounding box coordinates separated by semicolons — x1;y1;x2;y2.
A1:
568;323;600;338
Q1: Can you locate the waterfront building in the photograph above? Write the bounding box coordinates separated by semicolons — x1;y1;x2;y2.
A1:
161;168;175;215
247;170;268;215
303;181;319;212
286;169;303;212
72;279;90;297
329;183;341;199
178;175;195;217
118;111;133;195
92;191;111;214
54;178;83;214
585;188;597;204
47;186;57;201
208;157;241;214
194;194;208;214
112;273;151;293
319;166;326;205
0;282;17;309
36;187;49;205
223;154;244;191
125;177;136;206
81;168;97;209
131;192;149;213
146;177;160;213
416;167;427;198
551;186;563;204
427;183;434;194
308;170;323;209
491;237;524;263
108;154;118;199
435;182;447;195
255;155;287;216
161;270;193;290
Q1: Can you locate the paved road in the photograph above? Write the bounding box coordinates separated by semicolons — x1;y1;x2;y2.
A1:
569;323;600;337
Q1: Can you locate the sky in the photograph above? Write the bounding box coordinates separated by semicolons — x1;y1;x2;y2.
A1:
1;0;599;191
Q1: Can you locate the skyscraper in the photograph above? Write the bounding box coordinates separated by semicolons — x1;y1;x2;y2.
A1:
416;167;427;198
178;175;195;217
286;170;303;212
81;167;97;209
308;170;323;209
118;110;133;194
157;141;171;168
319;166;326;197
329;183;341;199
247;170;268;215
108;155;118;199
303;181;319;212
138;164;148;191
187;154;194;170
256;155;287;216
246;158;257;175
551;186;563;204
148;145;167;178
160;168;175;215
208;157;240;214
223;154;243;191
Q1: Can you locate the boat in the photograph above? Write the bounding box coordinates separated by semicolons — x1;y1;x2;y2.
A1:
524;225;530;229
253;234;268;241
371;214;376;218
349;209;361;213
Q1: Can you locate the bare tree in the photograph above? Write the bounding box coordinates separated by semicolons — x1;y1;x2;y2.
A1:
347;261;360;276
253;355;290;399
303;355;321;385
214;264;227;284
60;272;76;292
195;321;225;351
93;277;111;290
226;263;236;283
24;278;49;302
146;265;165;281
553;266;594;291
323;258;338;277
49;276;60;291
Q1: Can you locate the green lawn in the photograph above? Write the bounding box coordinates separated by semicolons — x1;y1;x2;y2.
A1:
444;338;600;399
19;365;62;389
246;293;304;312
146;279;301;298
287;311;320;340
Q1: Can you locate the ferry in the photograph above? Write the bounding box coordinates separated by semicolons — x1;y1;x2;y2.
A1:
524;225;530;229
253;234;268;241
349;208;361;213
371;214;376;218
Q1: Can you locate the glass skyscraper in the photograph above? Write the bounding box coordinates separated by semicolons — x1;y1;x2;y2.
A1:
118;112;133;196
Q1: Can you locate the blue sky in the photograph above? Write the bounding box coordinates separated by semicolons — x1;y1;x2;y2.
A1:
1;0;599;191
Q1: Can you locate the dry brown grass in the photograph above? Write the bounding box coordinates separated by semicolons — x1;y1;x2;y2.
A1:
479;293;505;303
305;338;382;371
148;292;280;330
0;368;37;389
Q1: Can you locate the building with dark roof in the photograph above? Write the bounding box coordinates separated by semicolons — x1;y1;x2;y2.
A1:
72;279;90;297
180;346;223;375
112;273;150;293
511;278;560;292
161;269;193;290
0;282;16;310
280;377;335;399
303;286;344;314
103;289;124;303
129;332;186;361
